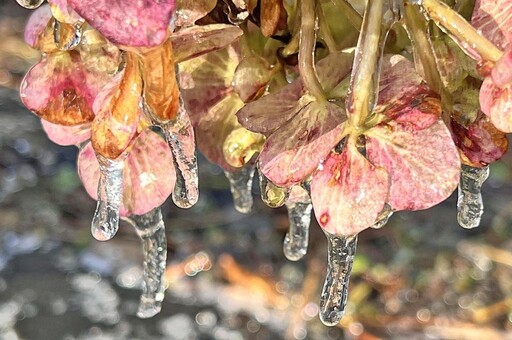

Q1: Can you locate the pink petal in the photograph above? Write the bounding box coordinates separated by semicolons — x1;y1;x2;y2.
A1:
485;81;512;132
233;55;272;102
311;143;389;237
172;24;243;63
472;0;512;50
48;0;82;24
67;0;176;47
41;119;91;146
479;76;495;115
24;5;52;48
492;47;512;87
366;107;460;211
78;130;176;216
259;101;345;187
180;45;239;122
316;51;354;93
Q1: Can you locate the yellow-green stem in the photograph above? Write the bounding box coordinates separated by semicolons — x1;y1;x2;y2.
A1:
331;0;363;31
299;0;325;101
317;1;338;53
347;0;384;129
421;0;503;62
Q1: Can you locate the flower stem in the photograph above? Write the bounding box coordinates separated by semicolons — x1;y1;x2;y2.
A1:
299;0;325;101
317;1;338;53
419;0;503;62
332;0;363;31
346;0;384;129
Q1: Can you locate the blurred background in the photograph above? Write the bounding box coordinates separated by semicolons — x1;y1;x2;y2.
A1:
1;2;512;339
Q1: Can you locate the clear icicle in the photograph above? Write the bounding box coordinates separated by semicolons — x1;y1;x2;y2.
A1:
91;156;124;241
164;105;199;209
371;204;393;229
283;186;312;261
124;208;167;319
258;168;289;208
15;0;44;9
319;233;357;326
224;165;256;213
457;165;490;229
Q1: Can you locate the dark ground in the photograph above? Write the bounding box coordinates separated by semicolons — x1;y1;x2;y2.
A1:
1;2;512;339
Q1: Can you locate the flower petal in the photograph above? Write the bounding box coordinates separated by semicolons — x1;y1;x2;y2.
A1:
366;104;460;211
175;0;217;27
24;4;52;48
68;0;176;47
41;119;91;146
259;101;345;187
311;143;389;237
471;0;512;49
48;0;82;24
233;55;273;102
78;130;175;216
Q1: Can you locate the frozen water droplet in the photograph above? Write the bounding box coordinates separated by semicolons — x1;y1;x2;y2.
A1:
283;189;311;261
457;165;489;229
124;208;167;318
371;204;393;229
258;168;289;208
319;232;357;326
53;20;83;51
91;156;124;241
15;0;44;9
224;165;255;213
164;104;199;209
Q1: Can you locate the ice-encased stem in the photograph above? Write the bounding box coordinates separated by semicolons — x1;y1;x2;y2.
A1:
224;165;256;213
457;165;490;229
258;168;289;208
284;200;312;261
125;208;167;318
164;108;199;209
319;233;357;326
91;156;124;241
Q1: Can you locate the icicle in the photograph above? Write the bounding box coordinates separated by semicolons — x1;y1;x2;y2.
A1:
258;168;289;208
319;232;357;326
164;105;199;209
371;204;393;229
15;0;44;9
224;165;255;213
457;165;489;229
91;155;124;241
53;21;83;51
284;202;311;261
124;208;167;319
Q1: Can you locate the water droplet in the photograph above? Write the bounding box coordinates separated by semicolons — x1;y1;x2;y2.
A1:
258;168;289;208
164;109;199;209
371;204;393;229
91;156;124;241
124;208;167;318
457;165;489;229
15;0;44;9
224;165;255;213
283;187;311;261
319;232;357;326
53;20;83;51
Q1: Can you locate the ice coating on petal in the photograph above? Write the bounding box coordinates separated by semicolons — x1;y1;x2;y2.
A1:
175;0;217;27
471;0;512;50
53;21;83;51
172;25;243;63
48;0;82;24
366;105;460;211
451;117;508;167
16;0;45;10
259;100;345;187
20;53;96;125
258;168;289;208
457;165;490;229
311;143;389;236
163;107;199;209
283;186;311;261
319;233;357;326
225;165;256;213
67;0;176;47
91;155;124;241
24;5;53;47
124;208;167;318
41;119;91;146
78;131;176;217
